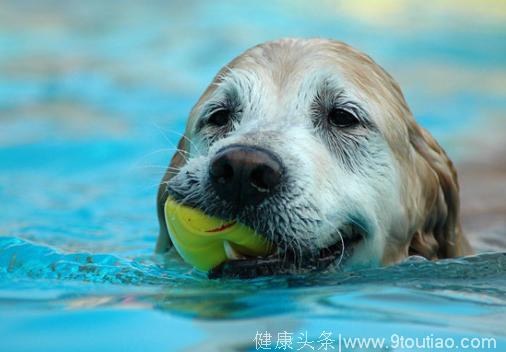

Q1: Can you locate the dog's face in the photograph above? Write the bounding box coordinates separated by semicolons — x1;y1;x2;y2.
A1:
157;39;470;278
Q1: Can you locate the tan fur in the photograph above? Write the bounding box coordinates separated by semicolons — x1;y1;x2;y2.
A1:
155;137;186;253
156;38;473;263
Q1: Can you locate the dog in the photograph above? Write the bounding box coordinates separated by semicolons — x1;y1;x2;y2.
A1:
156;38;473;278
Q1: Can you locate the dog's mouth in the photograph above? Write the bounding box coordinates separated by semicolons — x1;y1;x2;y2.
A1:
166;183;365;278
317;226;364;266
209;225;364;279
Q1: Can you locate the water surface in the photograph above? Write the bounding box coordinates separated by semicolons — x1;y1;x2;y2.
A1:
1;1;505;351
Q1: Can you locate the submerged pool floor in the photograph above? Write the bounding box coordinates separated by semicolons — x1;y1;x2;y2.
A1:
1;1;506;351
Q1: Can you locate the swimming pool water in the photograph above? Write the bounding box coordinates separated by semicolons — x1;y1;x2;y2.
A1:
1;1;505;351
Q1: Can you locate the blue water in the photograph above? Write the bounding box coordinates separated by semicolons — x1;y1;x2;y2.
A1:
1;1;506;351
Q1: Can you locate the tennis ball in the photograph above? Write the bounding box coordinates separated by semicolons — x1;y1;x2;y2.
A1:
164;197;273;271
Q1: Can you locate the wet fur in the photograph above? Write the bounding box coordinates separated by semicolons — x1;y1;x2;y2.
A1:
156;38;473;275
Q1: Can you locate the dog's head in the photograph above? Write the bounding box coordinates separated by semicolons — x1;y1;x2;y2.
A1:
157;38;471;277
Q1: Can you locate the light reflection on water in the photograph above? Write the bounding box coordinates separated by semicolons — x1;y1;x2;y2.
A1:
0;1;505;351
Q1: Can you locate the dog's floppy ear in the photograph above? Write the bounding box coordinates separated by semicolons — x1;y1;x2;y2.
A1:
408;124;472;259
155;137;188;253
154;73;223;254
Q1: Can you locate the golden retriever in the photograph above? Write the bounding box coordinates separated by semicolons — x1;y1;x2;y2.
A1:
156;38;473;278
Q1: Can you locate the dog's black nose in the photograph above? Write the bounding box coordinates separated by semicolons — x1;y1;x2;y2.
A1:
209;145;283;209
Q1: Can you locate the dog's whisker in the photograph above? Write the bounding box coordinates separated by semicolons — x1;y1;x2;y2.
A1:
334;229;346;269
162;128;203;156
141;147;191;159
139;165;185;172
132;148;190;174
150;124;194;164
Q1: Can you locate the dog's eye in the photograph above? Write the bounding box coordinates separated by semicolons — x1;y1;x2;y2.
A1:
327;108;359;128
208;108;231;127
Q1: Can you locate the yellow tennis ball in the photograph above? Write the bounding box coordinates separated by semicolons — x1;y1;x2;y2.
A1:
164;197;273;271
